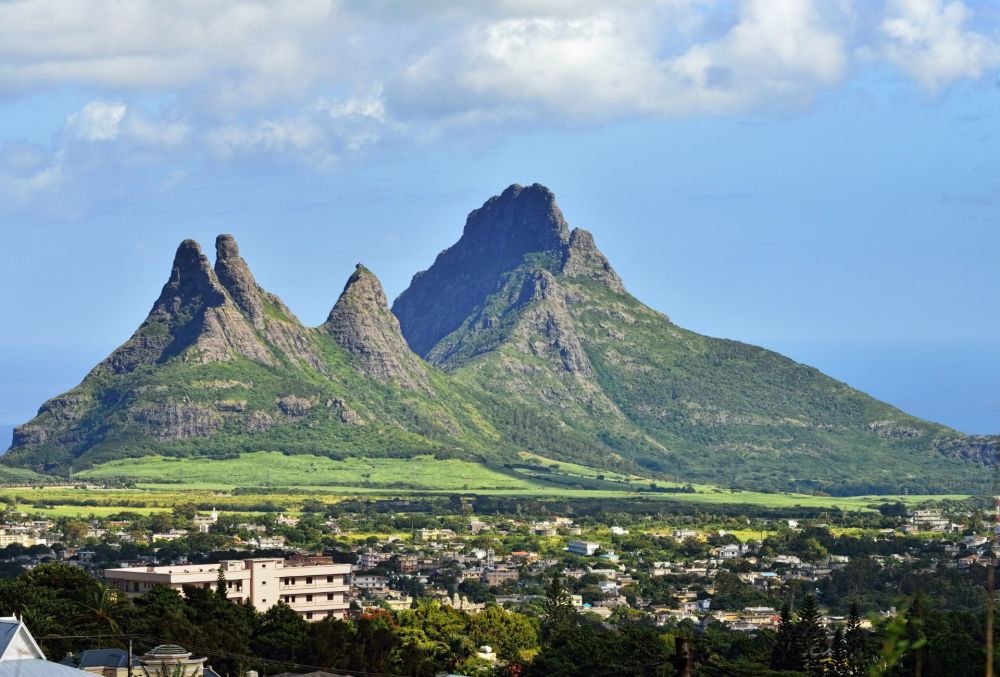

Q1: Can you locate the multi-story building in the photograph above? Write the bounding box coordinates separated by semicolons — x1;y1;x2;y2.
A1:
357;550;389;570
104;556;350;621
351;574;389;593
566;540;600;556
398;553;418;573
481;568;519;586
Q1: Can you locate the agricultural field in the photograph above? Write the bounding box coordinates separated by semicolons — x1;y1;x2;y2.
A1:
0;451;974;518
75;452;541;491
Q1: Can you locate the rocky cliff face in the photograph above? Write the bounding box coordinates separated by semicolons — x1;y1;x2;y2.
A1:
101;239;276;374
562;228;626;293
214;234;266;327
392;183;572;357
323;265;430;391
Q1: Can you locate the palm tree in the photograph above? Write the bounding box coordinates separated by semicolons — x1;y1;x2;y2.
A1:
73;584;130;646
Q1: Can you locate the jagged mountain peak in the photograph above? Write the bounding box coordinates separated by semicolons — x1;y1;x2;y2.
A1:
339;263;387;305
324;264;429;390
392;183;575;356
152;238;227;315
563;227;626;293
214;233;265;327
4;187;996;493
103;236;279;376
461;182;570;261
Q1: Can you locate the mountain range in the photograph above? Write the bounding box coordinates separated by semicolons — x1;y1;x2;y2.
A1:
4;184;995;494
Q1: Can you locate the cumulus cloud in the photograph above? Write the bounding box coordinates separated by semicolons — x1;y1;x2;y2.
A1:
0;0;343;108
880;0;1000;91
0;0;997;179
66;101;127;141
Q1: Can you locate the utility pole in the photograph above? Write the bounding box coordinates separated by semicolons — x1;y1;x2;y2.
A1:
672;636;692;677
127;637;133;677
987;562;993;677
987;495;998;677
988;460;999;677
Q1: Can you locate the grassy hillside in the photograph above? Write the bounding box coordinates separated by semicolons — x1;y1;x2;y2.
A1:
5;328;504;472
436;262;988;495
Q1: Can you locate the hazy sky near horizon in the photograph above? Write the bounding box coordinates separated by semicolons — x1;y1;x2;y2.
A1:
0;0;998;437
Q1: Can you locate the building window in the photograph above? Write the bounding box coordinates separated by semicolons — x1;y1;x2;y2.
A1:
327;593;333;600
306;594;312;602
326;575;333;583
306;612;313;620
306;577;312;584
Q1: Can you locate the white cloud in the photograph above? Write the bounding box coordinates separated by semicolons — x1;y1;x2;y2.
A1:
66;100;126;141
0;0;998;179
64;99;190;151
0;0;343;109
881;0;1000;91
0;142;64;200
205;89;390;164
390;0;854;123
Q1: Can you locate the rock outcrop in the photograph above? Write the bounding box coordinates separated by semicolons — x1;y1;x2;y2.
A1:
324;265;430;391
392;183;572;357
214;234;266;328
562;228;626;293
101;239;275;373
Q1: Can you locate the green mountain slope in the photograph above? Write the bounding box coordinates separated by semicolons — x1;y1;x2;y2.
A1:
4;236;500;473
393;184;996;494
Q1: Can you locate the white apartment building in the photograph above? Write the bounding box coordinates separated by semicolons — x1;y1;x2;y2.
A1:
566;540;600;556
105;556;350;621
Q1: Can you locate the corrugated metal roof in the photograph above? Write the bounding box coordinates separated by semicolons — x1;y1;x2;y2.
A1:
0;659;91;677
63;650;133;669
0;623;18;659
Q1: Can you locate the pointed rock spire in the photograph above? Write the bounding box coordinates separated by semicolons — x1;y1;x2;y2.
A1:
214;234;265;327
152;239;227;316
563;228;625;292
101;238;275;374
325;265;429;390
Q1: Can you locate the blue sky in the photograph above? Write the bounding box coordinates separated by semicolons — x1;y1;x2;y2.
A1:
0;0;998;439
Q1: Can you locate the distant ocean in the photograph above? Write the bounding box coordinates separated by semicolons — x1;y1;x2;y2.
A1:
0;425;12;453
764;338;999;436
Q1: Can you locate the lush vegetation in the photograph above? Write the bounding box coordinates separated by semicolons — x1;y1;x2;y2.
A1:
1;562;995;676
76;453;540;491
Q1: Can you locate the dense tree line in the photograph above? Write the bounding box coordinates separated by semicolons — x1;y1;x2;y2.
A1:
0;563;996;676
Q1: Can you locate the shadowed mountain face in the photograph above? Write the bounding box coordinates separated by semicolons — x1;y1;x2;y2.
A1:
392;184;574;357
3;185;995;493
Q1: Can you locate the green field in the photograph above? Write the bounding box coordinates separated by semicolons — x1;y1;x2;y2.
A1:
0;451;969;518
76;452;541;491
